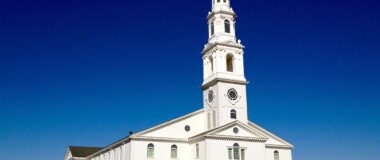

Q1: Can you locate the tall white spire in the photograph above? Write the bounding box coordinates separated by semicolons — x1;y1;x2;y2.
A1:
202;0;248;129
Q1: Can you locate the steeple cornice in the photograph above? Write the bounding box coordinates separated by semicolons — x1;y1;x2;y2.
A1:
207;10;236;20
202;41;244;55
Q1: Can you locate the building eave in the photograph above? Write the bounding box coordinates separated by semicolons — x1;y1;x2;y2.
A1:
265;144;294;149
86;109;204;159
131;136;188;143
248;121;293;146
134;109;204;136
86;137;130;159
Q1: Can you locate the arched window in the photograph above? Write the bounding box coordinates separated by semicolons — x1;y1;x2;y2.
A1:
225;20;231;33
195;143;200;158
223;0;227;2
230;109;237;119
233;143;240;160
226;54;234;72
171;145;178;159
274;150;279;160
209;56;214;74
217;0;220;2
147;144;154;158
211;22;215;36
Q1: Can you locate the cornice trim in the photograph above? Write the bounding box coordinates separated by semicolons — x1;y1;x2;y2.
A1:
207;10;236;20
131;135;267;144
87;138;130;159
205;135;268;143
203;42;244;55
248;121;293;147
202;78;248;89
265;144;293;149
131;136;188;144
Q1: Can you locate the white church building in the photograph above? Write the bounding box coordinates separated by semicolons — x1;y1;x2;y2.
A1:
65;0;294;160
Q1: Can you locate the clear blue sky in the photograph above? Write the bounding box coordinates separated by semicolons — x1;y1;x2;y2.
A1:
0;0;379;159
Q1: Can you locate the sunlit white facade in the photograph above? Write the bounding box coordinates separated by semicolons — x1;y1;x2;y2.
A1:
65;1;293;160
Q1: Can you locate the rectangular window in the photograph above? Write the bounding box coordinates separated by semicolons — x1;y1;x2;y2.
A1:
147;149;154;158
171;148;177;159
233;148;240;160
228;148;233;160
241;149;245;160
196;144;199;158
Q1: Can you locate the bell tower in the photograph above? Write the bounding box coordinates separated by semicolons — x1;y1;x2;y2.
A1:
203;0;248;129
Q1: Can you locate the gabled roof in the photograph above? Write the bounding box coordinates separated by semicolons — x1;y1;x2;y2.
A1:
134;109;204;136
87;109;204;159
84;110;293;159
68;146;103;158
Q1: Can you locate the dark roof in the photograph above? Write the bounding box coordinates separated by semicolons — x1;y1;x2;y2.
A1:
69;146;103;157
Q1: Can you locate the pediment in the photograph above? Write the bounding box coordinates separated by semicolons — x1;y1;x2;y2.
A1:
207;121;267;139
189;121;292;147
188;121;268;142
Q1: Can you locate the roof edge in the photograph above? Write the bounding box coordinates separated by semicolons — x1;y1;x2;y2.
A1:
87;109;204;159
248;121;293;146
134;109;204;136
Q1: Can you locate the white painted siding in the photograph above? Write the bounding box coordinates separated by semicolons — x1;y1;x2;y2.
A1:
265;149;292;160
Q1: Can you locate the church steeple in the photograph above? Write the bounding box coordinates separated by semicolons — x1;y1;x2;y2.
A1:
208;0;237;44
202;0;248;129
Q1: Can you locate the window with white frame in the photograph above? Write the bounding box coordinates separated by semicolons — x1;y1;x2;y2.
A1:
230;109;237;119
147;143;154;158
274;150;279;160
228;143;246;160
211;22;215;36
195;143;200;158
171;145;178;159
241;149;245;160
225;19;231;33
